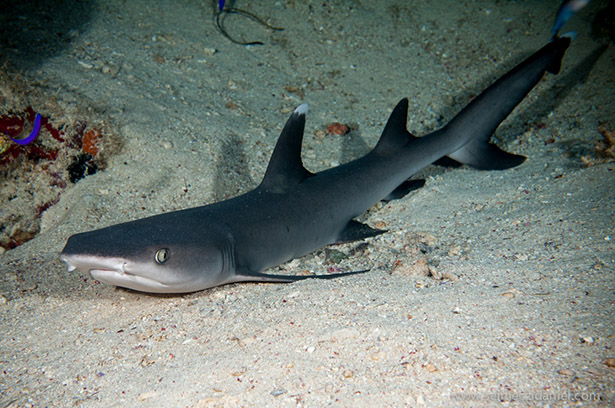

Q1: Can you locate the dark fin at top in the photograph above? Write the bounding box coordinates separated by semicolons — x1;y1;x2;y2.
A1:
232;267;369;284
448;141;526;170
259;104;314;192
374;98;418;154
546;35;572;74
336;220;387;244
382;179;425;202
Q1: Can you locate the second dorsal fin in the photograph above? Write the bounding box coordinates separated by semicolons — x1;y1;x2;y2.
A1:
374;98;418;153
259;104;314;192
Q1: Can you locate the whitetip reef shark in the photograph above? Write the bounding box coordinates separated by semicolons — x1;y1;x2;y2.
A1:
60;36;572;293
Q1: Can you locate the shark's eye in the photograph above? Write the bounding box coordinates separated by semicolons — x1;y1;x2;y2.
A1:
155;248;170;264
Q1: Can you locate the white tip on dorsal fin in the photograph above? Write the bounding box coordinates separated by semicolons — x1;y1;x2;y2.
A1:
259;102;314;192
294;104;308;116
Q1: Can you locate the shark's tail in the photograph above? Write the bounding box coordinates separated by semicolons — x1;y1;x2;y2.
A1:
373;35;571;172
444;0;582;170
443;36;572;170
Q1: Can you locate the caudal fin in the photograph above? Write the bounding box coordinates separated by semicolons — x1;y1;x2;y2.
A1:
447;140;526;170
443;36;571;171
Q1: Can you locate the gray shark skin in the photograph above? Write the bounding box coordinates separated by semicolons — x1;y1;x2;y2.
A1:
60;37;571;294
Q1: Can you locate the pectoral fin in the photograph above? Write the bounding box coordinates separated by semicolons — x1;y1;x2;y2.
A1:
382;179;425;202
336;220;386;244
231;267;369;283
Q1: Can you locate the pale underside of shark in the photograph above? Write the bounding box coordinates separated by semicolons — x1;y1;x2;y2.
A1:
60;37;571;293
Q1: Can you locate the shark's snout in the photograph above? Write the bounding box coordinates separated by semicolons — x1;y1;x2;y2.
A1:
60;251;176;293
60;253;126;277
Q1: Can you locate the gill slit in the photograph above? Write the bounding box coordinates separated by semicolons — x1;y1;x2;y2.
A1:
222;229;236;277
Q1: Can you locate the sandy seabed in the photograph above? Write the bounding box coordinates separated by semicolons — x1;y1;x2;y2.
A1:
1;0;614;407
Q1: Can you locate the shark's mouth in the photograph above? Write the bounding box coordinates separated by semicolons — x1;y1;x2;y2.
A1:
88;269;170;292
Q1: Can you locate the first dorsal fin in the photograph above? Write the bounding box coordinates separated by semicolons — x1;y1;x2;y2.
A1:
374;98;418;153
259;104;314;192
